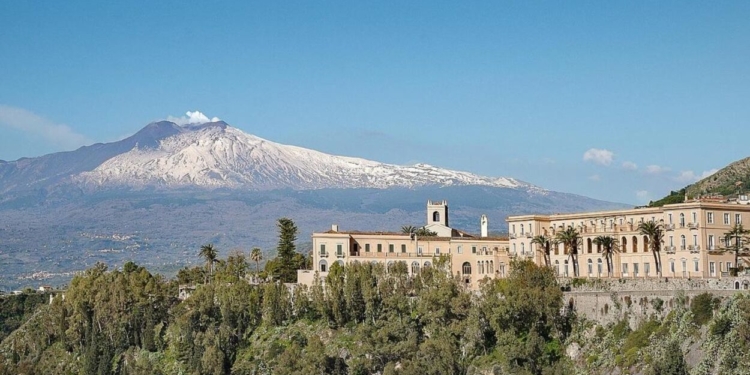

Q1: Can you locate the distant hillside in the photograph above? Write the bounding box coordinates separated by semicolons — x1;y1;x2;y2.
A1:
650;157;750;207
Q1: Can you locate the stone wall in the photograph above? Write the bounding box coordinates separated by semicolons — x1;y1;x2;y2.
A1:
563;277;750;327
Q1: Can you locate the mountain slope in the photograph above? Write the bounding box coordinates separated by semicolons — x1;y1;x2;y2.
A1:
75;121;530;191
651;157;749;206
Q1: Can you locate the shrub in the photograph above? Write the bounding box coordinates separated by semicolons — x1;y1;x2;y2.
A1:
690;293;719;326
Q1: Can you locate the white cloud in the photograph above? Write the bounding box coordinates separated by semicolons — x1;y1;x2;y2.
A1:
166;110;221;126
622;161;638;170
588;174;601;181
0;105;91;150
582;148;614;166
636;190;650;200
676;168;720;183
645;165;670;175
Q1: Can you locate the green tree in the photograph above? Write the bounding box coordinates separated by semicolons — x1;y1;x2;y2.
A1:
199;244;219;279
531;234;553;267
275;218;299;283
593;235;618;277
722;223;750;275
250;247;263;278
649;339;688;375
556;226;581;277
638;221;664;277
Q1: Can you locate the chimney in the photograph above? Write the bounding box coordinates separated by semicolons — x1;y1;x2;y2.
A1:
480;215;488;238
331;224;339;232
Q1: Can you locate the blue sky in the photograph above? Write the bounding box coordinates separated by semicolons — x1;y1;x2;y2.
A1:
1;1;749;205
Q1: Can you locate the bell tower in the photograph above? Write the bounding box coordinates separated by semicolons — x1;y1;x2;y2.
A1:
426;200;449;227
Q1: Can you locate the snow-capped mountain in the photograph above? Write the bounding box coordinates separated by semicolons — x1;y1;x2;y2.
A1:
75;120;537;191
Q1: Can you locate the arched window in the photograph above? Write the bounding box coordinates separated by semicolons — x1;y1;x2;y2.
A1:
411;261;420;274
597;258;603;276
489;261;494;273
632;236;638;253
680;235;686;249
521;243;525;254
621;237;627;253
423;261;431;268
520;224;525;235
564;259;569;277
319;260;328;272
587;238;592;253
679;213;685;227
554;260;560;275
643;236;649;252
587;259;593;275
433;211;440;222
478;261;484;274
336;260;344;268
462;262;472;275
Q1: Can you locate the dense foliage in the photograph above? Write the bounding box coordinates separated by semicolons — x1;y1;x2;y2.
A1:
0;258;575;375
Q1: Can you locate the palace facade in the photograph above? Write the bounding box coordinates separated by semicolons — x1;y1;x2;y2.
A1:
297;200;511;290
298;197;750;290
507;198;750;279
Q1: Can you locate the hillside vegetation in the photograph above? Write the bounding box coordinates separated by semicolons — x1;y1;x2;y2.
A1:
651;156;750;206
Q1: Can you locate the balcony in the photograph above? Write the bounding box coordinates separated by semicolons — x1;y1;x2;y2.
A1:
525;232;533;239
666;246;676;254
688;245;695;251
510;233;517;239
319;252;329;258
690;246;701;254
688;223;700;229
665;224;675;231
336;252;344;258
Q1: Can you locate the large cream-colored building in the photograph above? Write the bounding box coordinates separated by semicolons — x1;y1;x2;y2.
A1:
298;200;511;290
507;198;750;279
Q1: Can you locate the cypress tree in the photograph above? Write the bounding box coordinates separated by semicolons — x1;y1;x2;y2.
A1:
276;218;298;282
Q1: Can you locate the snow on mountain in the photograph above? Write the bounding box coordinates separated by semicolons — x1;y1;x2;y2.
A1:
76;121;539;191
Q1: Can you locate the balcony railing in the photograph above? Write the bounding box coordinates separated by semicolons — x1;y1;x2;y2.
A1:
525;232;533;238
666;246;676;254
688;245;695;251
336;252;344;258
688;223;699;229
510;233;517;239
665;224;675;231
690;246;701;254
319;252;329;258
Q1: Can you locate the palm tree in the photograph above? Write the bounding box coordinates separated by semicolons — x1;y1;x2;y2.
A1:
401;225;417;234
722;223;750;276
556;226;581;277
250;247;263;276
531;234;552;267
199;244;218;278
593;235;618;277
638;221;664;277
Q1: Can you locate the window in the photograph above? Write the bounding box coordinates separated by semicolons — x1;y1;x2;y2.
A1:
377;244;382;253
418;246;423;255
587;259;593;275
457;245;463;254
707;212;714;224
320;244;326;255
520;224;525;235
736;214;742;224
692;212;697;223
401;244;406;253
435;247;440;255
708;235;715;250
389;244;394;253
555;260;560;275
478;261;483;274
472;246;477;254
411;261;420;274
622;263;629;275
680;235;686;250
679;213;685;227
433;211;440;222
670;259;675;273
693;235;698;246
521;243;525;254
337;244;343;256
724;213;730;225
488;261;494;273
597;258;602;275
462;262;471;275
669;236;674;247
564;260;569;277
499;264;505;277
645;263;650;276
728;262;733;271
365;244;370;252
710;262;716;276
694;259;699;272
512;244;516;253
668;214;673;224
634;263;639;276
682;259;687;272
319;260;327;272
512;224;516;233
